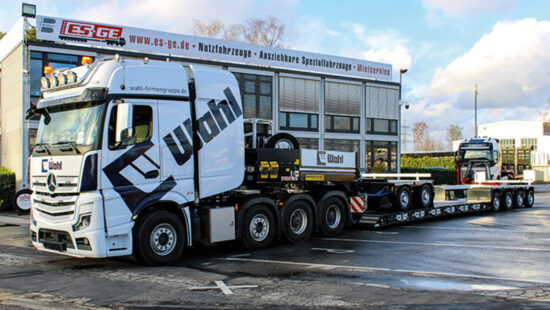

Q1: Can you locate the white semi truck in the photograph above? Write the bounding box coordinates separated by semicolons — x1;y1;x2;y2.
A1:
28;57;535;265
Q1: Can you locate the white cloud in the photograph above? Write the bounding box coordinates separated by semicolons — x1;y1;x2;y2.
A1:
423;0;515;16
404;18;550;145
340;24;412;81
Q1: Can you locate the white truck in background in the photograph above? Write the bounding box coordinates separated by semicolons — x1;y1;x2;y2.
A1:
28;57;535;265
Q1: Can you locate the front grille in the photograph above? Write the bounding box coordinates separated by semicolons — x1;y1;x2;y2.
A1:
38;229;74;251
35;208;74;217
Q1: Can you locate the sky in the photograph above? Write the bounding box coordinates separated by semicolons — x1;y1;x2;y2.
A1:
2;0;550;149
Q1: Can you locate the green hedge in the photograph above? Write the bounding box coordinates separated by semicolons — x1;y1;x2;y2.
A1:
401;167;456;185
401;155;455;169
0;167;15;210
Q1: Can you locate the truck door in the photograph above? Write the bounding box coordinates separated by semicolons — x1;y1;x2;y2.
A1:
101;99;161;234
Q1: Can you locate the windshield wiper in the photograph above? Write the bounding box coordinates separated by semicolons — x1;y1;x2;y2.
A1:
52;141;81;154
33;143;51;155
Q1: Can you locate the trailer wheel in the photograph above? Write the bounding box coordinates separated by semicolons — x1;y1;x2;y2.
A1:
133;210;185;266
414;185;433;209
524;190;535;208
513;190;524;208
242;204;275;250
392;186;412;211
282;200;313;243
319;197;346;236
502;191;513;211
13;189;32;215
491;192;501;211
265;133;300;149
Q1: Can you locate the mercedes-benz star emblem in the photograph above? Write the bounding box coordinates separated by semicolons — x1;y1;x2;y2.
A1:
46;173;57;193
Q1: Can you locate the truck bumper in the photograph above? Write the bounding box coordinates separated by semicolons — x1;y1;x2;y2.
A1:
30;191;109;258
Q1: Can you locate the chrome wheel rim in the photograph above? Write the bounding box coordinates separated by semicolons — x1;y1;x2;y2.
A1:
275;139;293;149
250;214;269;242
421;188;431;205
493;197;500;210
400;191;409;207
290;209;307;234
150;223;176;256
326;205;342;229
506;194;513;208
527;192;534;205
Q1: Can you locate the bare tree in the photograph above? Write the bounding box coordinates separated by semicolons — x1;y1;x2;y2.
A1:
412;122;428;151
446;124;463;149
191;20;224;38
191;16;286;47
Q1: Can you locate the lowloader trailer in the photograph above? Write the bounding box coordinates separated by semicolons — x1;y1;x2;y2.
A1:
28;57;535;265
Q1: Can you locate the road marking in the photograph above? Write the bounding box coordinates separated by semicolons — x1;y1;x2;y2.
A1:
399;225;550;233
311;248;355;254
189;280;258;295
224;257;550;285
319;237;550;252
375;231;399;235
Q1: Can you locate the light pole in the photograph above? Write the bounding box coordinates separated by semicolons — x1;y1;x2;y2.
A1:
399;68;408;100
398;68;407;173
474;84;479;137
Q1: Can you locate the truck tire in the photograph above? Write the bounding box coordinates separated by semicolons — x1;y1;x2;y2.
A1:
502;191;513;211
282;200;313;243
319;197;346;236
491;192;501;211
13;189;32;215
241;204;275;250
414;185;433;209
265;133;299;149
513;190;524;208
524;190;535;208
392;186;412;211
133;210;185;266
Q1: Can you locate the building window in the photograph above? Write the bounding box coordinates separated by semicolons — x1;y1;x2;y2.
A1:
325;139;359;152
544;123;550;136
279;76;319;131
366;141;397;172
366;118;397;135
325;81;360;133
232;73;272;119
500;139;515;149
296;137;318;149
520;138;537;150
279;111;318;131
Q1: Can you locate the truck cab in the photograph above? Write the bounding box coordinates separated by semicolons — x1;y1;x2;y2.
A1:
28;58;244;263
455;137;502;184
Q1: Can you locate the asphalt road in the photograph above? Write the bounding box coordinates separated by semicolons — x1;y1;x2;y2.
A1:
0;193;550;309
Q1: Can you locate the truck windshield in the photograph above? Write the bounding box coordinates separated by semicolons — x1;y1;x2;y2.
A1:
36;101;105;153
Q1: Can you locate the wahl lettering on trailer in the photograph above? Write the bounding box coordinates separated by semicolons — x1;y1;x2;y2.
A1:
163;87;242;166
328;154;343;164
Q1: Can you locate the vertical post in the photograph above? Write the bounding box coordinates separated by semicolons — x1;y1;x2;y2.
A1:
474;84;478;137
398;69;407;173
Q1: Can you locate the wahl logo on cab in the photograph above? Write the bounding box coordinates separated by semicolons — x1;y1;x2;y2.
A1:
41;159;62;172
60;20;123;40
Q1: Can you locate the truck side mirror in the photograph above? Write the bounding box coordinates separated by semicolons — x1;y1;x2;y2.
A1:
115;102;133;144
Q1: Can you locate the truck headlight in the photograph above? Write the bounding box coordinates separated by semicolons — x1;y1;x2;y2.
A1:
73;213;92;232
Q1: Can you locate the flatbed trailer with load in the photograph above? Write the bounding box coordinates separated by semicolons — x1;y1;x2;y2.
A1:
27;57;535;265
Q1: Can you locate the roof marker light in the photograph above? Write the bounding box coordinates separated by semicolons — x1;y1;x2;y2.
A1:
43;65;53;75
82;56;93;65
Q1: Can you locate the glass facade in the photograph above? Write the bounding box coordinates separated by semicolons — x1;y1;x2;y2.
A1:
366;141;398;172
279;76;319;131
325;82;360;133
232;72;272;119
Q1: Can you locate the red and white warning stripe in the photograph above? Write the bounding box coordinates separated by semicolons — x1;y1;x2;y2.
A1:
349;196;366;213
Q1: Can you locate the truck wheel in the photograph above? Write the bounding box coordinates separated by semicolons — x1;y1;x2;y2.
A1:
414;185;433;209
502;191;513;211
282;200;313;243
242;204;275;250
133;211;185;266
513;190;524;208
13;189;32;215
524;190;535;208
319;197;346;236
392;186;412;211
265;133;299;149
491;192;501;211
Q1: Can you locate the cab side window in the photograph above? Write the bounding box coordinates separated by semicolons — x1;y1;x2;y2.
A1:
108;104;153;149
